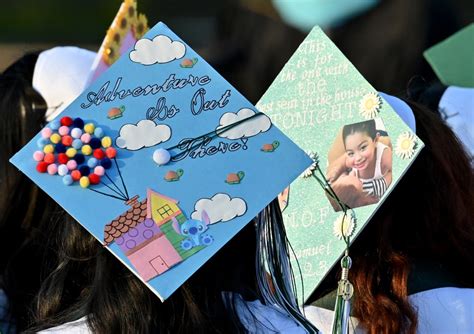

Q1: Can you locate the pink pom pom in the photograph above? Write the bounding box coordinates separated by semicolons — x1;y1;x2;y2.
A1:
41;128;52;139
94;166;105;176
81;133;91;144
47;164;58;175
66;160;78;170
33;151;45;161
58;126;70;136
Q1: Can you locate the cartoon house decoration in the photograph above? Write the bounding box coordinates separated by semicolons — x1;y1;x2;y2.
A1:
104;189;207;281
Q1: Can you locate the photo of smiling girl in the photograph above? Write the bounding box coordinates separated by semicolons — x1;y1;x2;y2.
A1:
326;118;393;210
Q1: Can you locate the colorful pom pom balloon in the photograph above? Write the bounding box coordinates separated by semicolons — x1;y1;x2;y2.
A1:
66;160;78;170
72;139;83;149
70;128;82;139
50;119;61;130
94;127;104;138
84;123;95;134
41;128;52;139
94;166;105;176
81;133;91;144
66;148;77;158
44;153;55;164
89;173;101;185
79;176;90;188
82;145;92;155
101;136;112;148
47;164;58;175
72;118;84;128
71;170;81;181
50;133;61;144
58;164;69;176
60;116;73;126
73;154;85;164
100;158;112;169
36;162;48;173
43;144;54;154
105;147;117;159
62;175;73;186
33;151;44;161
58;126;70;136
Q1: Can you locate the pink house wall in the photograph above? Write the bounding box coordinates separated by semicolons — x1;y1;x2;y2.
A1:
128;235;182;281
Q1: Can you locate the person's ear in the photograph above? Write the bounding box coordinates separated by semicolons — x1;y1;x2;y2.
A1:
375;132;381;142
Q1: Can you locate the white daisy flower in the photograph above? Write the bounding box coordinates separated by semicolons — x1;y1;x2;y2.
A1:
300;151;319;178
359;92;382;119
395;131;417;159
333;213;355;240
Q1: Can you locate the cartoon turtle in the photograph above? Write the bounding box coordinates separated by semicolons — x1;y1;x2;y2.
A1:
180;58;198;68
107;105;125;120
225;171;245;185
164;169;184;182
261;140;280;152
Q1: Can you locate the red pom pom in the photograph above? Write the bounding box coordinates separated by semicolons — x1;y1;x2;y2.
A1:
105;147;117;159
93;148;105;160
43;153;55;164
60;116;73;126
61;135;73;146
71;170;81;181
57;153;69;164
36;161;48;173
88;173;101;185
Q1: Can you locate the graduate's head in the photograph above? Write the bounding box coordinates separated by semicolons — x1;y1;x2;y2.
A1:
342;120;378;171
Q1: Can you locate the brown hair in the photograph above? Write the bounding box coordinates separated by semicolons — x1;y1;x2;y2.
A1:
350;101;474;333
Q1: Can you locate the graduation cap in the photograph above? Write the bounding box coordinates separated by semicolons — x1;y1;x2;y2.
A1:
257;26;424;331
32;0;148;121
10;22;313;301
424;23;474;88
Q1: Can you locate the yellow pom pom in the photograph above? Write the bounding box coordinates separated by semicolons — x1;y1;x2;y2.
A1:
101;136;112;148
81;145;92;155
50;133;61;144
66;148;77;158
84;123;95;134
43;144;54;154
79;176;90;188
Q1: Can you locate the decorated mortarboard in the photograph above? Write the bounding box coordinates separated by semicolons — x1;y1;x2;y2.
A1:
32;0;149;122
10;22;313;301
87;0;149;84
424;23;474;87
256;26;424;329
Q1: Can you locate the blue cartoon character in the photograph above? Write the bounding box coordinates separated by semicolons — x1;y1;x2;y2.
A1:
172;210;214;251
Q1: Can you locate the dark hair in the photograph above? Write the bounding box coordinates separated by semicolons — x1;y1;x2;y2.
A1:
312;101;474;333
0;52;67;331
28;199;317;333
342;119;377;147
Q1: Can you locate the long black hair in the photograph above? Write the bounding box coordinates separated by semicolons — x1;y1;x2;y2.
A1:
0;52;68;332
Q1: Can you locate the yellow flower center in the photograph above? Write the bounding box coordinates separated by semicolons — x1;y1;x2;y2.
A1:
365;98;376;110
401;138;411;150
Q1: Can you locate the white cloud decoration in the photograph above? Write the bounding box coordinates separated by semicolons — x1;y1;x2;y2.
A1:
116;120;171;151
216;108;272;140
191;193;247;225
129;35;186;65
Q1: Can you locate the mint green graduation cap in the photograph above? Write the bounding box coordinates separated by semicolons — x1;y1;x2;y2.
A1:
424;23;474;87
257;27;424;305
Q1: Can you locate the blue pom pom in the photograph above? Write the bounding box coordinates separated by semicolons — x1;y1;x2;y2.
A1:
37;138;48;148
55;143;67;153
73;117;84;128
94;127;105;138
100;158;112;169
72;138;83;149
87;157;98;168
62;175;73;186
89;137;101;149
79;165;90;176
74;153;85;164
50;120;61;130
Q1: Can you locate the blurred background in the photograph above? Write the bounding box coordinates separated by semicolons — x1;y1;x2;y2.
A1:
1;0;473;100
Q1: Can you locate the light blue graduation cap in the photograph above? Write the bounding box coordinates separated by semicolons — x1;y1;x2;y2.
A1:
10;22;312;301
